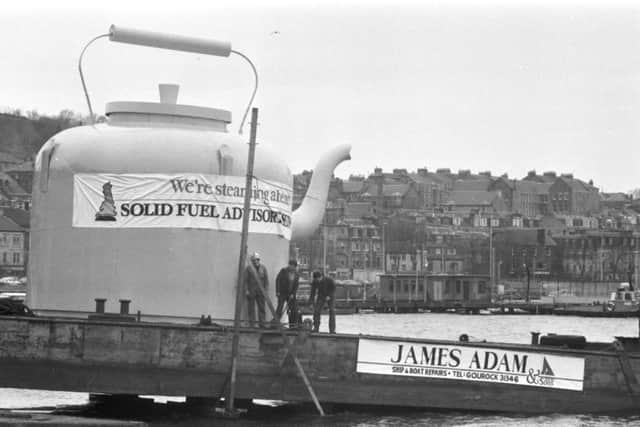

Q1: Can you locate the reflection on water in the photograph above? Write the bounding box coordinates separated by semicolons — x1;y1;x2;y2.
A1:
2;313;640;426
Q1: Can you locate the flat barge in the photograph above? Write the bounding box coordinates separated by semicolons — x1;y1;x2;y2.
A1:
1;314;640;414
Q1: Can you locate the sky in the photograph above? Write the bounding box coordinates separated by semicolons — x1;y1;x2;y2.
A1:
2;0;640;192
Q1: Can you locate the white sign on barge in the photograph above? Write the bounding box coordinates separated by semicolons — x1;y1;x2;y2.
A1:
357;338;585;391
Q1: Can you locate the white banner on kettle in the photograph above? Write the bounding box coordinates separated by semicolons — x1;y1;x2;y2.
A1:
72;173;293;239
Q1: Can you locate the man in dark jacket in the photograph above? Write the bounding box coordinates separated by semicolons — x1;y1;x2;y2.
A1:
309;271;336;333
244;252;269;328
275;259;300;327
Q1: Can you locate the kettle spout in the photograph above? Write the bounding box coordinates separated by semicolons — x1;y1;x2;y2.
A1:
291;144;351;240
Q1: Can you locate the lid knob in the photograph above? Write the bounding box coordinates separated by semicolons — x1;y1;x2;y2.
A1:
159;83;179;104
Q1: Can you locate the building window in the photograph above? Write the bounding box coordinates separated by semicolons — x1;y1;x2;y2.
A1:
2;252;6;264
389;283;394;292
478;281;486;294
447;248;456;255
455;280;461;294
12;253;20;264
12;235;20;247
463;280;470;294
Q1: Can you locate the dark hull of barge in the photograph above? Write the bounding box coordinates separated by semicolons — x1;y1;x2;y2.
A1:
0;315;639;414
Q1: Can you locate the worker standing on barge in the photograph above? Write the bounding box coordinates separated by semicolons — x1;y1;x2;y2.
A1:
245;252;269;328
275;259;300;327
310;271;336;333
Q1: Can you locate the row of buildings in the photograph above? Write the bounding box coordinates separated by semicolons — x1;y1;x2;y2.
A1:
294;167;609;218
0;155;638;286
0;154;34;277
293;167;640;288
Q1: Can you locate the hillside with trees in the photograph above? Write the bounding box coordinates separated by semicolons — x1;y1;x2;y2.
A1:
0;109;84;160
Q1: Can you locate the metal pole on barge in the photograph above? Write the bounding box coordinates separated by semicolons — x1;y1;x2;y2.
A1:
489;222;493;302
226;107;259;415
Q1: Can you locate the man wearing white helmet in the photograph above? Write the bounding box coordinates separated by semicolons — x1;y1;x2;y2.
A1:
244;252;269;328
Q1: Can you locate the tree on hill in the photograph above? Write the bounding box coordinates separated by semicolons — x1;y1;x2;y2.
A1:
0;109;85;160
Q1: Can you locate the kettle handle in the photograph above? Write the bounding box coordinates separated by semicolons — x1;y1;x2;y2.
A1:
79;25;256;134
108;25;231;57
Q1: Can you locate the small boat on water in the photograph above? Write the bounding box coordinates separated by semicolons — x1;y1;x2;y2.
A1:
554;283;640;318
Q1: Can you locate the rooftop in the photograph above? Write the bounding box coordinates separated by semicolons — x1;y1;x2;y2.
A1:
0;215;23;232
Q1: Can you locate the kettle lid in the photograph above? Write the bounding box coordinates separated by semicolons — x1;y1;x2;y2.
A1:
105;83;231;123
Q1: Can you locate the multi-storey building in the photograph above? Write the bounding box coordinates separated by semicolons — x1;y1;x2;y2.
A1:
0;215;26;276
551;230;640;282
492;228;556;281
384;219;488;276
490;175;550;217
408;168;451;208
296;219;383;281
549;174;600;215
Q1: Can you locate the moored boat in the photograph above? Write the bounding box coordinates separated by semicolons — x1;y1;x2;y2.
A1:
553;283;640;318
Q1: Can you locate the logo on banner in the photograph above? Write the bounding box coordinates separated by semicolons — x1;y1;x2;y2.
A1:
525;357;557;387
95;181;117;222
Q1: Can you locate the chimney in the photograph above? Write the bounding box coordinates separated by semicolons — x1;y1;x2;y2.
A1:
543;171;557;178
436;168;451;175
372;168;384;210
458;169;471;178
527;170;536;179
479;171;492;177
561;173;574;179
417;168;428;177
392;168;408;176
501;173;508;179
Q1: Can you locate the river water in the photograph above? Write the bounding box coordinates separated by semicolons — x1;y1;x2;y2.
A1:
2;312;640;426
